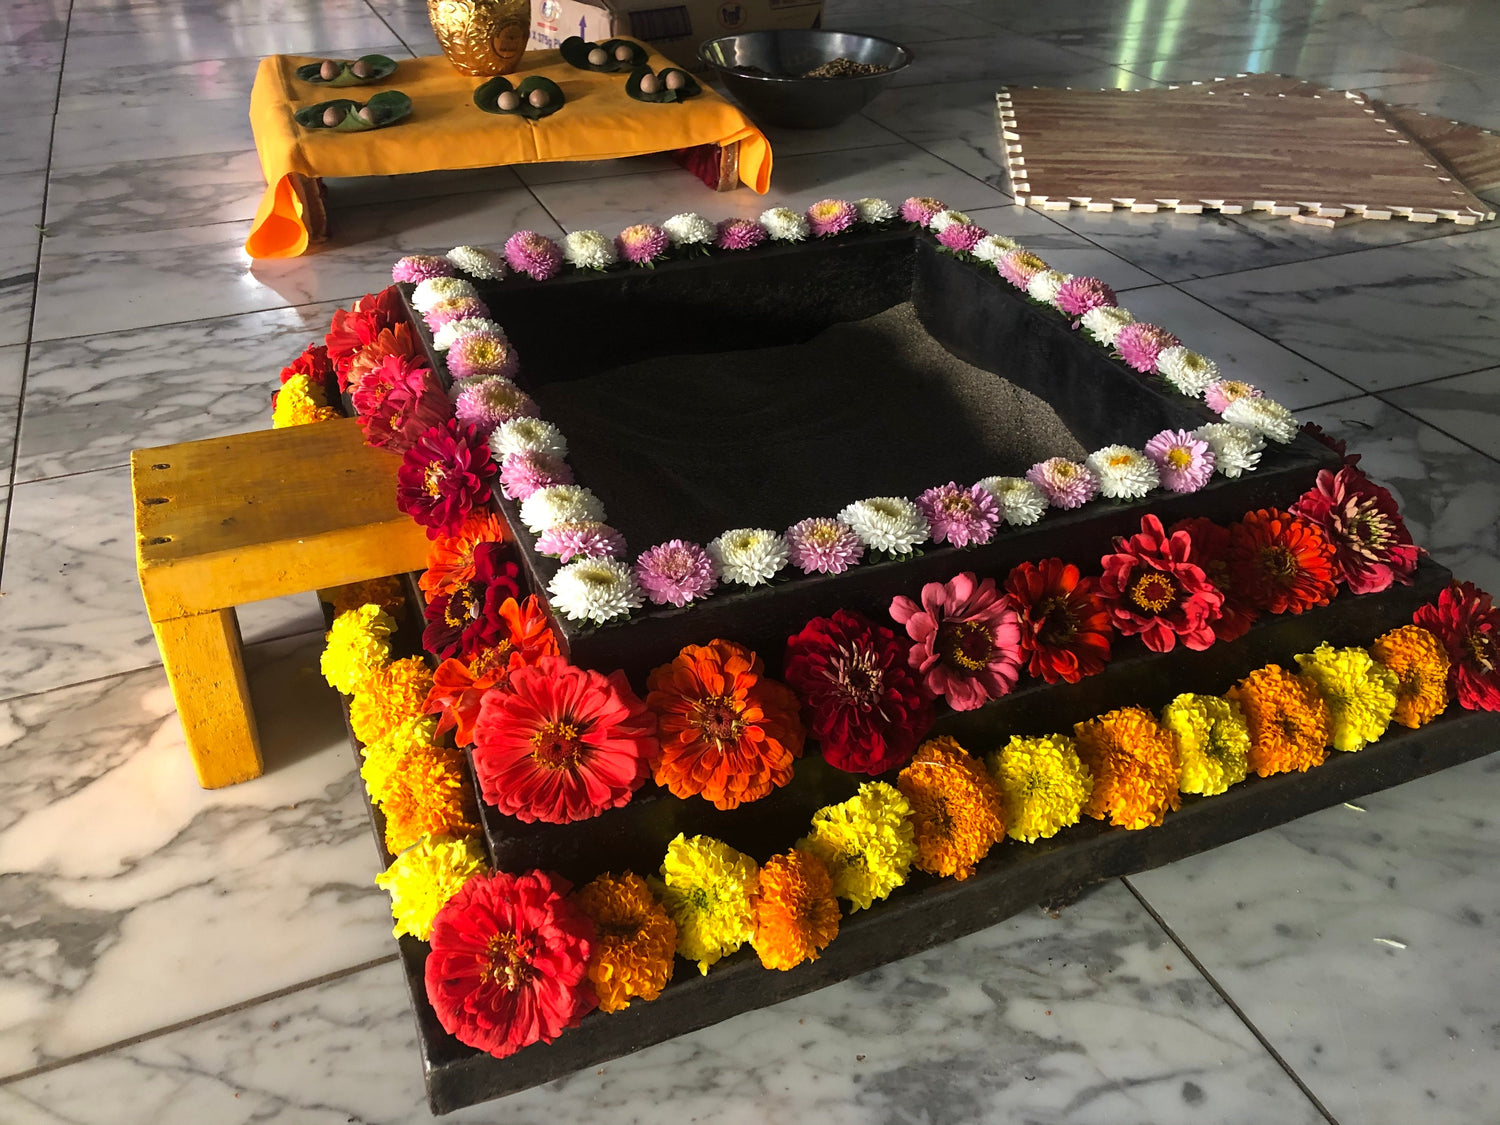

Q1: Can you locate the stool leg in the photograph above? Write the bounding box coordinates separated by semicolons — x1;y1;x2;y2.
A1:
152;609;265;788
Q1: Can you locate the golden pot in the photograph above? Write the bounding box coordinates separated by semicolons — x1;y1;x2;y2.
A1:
428;0;531;76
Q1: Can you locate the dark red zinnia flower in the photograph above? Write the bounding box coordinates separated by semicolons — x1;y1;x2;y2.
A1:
325;287;407;381
396;420;496;538
1290;466;1419;595
1099;514;1224;653
1003;558;1112;683
421;542;521;660
424;869;596;1059
1413;581;1500;711
354;355;452;455
1227;508;1338;615
1300;421;1360;467
1169;516;1259;642
784;608;934;775
279;342;334;388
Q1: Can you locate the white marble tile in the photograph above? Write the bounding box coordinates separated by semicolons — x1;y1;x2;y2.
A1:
49;98;257;172
44;151;269;238
57;15;402;75
0;116;54;178
513;153;684;188
823;4;999;45
0;882;1324;1124
1126;32;1463;91
0;172;46;247
67;0;378;37
962;206;1163;292
0;633;393;1078
0;240;37;348
752;113;908;158
0;343;24;477
886;32;1121;89
1363;71;1500;133
1381;365;1500;461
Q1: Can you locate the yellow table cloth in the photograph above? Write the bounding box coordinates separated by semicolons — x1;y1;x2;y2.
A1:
246;43;773;258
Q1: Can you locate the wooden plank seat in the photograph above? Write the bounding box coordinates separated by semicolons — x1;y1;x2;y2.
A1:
132;418;430;787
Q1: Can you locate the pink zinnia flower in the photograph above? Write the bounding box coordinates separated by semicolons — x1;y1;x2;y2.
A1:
715;217;766;251
1054;275;1117;319
1205;379;1263;415
1026;457;1099;509
424;296;489;331
1099;514;1223;653
785;516;865;575
1144;429;1215;493
504;230;564;281
392;254;454;284
997;248;1047;289
936;222;986;253
900;196;946;225
453;377;538;433
447;331;519;380
890;571;1023;711
356;361;452;455
396;419;495;537
616;223;670;265
1114;323;1181;373
500;450;573;500
634;539;718;606
1290;465;1419;595
916;482;1001;548
535;521;627;562
806;199;857;238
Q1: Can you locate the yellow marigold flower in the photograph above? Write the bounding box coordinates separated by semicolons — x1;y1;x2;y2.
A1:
320;604;397;695
1073;706;1181;830
379;752;478;854
361;722;457;804
988;733;1093;843
323;577;407;618
374;832;487;940
1160;694;1251;796
897;736;1005;880
1227;664;1331;777
750;849;840;971
797;781;916;911
1294;643;1398;752
573;872;677;1013
272;372;340;428
655;834;759;975
1370;625;1450;729
349;656;434;747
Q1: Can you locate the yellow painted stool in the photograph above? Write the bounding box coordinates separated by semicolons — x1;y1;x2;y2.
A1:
132;418;431;787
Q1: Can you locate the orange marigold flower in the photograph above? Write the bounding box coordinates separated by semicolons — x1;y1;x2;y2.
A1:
573;872;677;1013
361;723;462;805
379;752;479;854
750;849;840;971
425;595;559;746
323;576;406;617
1073;706;1181;830
1226;665;1331;777
1370;625;1450;729
647;640;805;810
897;735;1006;880
420;511;512;602
350;656;435;747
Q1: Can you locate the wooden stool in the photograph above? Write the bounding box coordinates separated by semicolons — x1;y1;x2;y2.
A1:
132;418;431;788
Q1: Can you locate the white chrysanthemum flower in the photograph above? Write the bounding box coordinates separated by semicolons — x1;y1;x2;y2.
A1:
707;528;789;586
489;416;568;461
977;476;1047;526
547;557;642;625
446;245;506;280
411;276;478;313
1223;396;1298;443
1080;305;1135;345
1026;269;1068;305
837;497;930;554
561;229;618;271
519;484;606;533
662;212;716;247
1194;423;1265;478
1086;445;1161;499
928;208;972;233
855;197;897;224
432;316;505;351
972;234;1021;265
760;207;810;242
1156;346;1219;396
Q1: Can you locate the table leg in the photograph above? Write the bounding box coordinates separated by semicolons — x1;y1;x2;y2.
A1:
290;172;329;242
152;608;265;788
714;140;739;192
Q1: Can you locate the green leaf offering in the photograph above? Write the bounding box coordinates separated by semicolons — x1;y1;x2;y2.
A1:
294;54;398;86
625;66;701;103
559;35;649;72
294;90;413;132
474;75;565;119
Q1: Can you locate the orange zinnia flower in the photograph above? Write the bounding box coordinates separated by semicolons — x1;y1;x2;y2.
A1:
1073;706;1181;830
1370;625;1450;729
420;510;511;602
1227;665;1331;777
1228;509;1338;615
425;595;558;746
647;640;805;810
750;849;840;971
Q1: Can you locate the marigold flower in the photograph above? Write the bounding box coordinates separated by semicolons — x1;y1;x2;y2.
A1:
988;734;1092;843
324;576;406;617
271;372;340;428
897;736;1006;879
379;749;480;853
360;718;453;804
750;849;840;971
1369;625;1450;729
1160;694;1251;796
1073;707;1181;830
350;656;435;747
1227;665;1331;777
798;782;917;911
1413;581;1500;711
320;604;396;694
573;872;676;1012
1228;509;1338;615
656;834;759;974
1294;643;1399;752
375;833;488;940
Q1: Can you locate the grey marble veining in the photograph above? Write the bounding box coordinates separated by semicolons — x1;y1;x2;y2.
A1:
0;344;23;476
49;98;258;172
1382;366;1500;460
0;172;46;247
0;240;37;348
1364;70;1500;133
43;151;270;238
66;0;378;38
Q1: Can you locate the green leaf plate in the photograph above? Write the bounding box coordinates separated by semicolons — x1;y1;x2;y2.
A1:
474;75;565;119
625;66;701;103
559;35;649;72
294;54;399;86
293;90;413;131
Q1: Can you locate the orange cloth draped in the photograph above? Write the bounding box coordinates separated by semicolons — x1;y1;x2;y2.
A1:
246;45;773;259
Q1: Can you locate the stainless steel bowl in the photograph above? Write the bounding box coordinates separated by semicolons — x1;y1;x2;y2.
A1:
699;29;911;129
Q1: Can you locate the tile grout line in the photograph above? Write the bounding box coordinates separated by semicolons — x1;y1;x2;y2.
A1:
1120;876;1343;1125
359;0;420;56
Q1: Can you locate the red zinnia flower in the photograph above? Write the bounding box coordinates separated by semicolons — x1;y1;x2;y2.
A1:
424;870;596;1059
345;322;423;395
1290;466;1419;595
784;608;934;775
1169;516;1259;642
471;656;658;824
426;595;559;746
354;356;452;455
326;287;407;384
1099;514;1224;653
1003;558;1112;683
396;420;496;538
1228;508;1338;615
1413;581;1500;711
421;541;521;660
890;572;1024;711
279;342;334;390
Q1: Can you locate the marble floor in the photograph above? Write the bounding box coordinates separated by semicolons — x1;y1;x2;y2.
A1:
1;0;1498;1121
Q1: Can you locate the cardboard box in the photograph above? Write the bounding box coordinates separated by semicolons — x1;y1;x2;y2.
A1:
530;0;824;72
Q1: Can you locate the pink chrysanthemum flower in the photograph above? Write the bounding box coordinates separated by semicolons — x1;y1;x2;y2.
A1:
1144;429;1216;493
535;521;627;563
1114;323;1182;373
936;222;986;253
424;296;489;331
453;376;539;433
715;217;766;251
1026;457;1099;510
1205;379;1263;415
997;249;1048;289
1054;275;1118;319
785;516;865;575
806;199;857;238
395;420;495;537
500;450;574;500
900;196;946;225
446;332;519;381
916;482;1001;548
616;223;670;265
634;539;718;606
392;254;455;284
503;230;564;281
